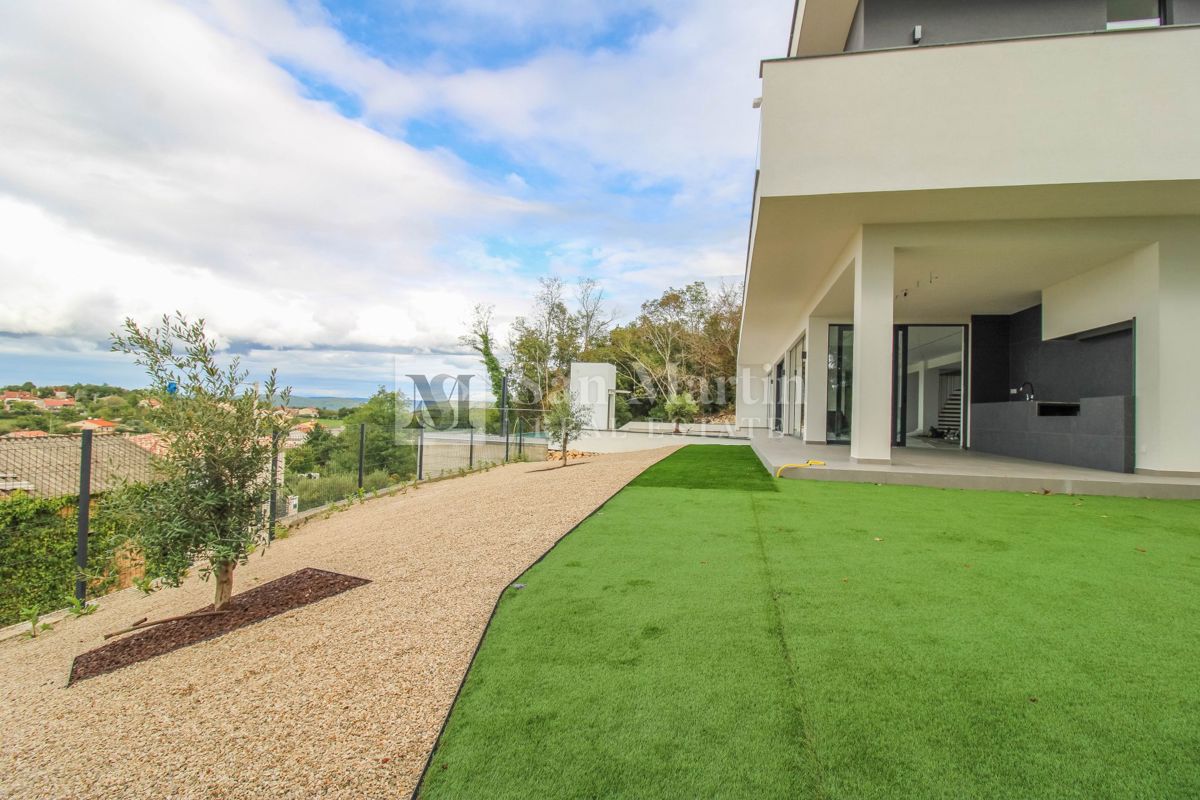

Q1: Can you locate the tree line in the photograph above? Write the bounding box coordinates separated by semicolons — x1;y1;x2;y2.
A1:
461;277;741;422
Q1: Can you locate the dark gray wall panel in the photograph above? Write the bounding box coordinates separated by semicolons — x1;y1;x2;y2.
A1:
1007;305;1133;403
859;0;1106;49
970;397;1133;472
1169;0;1200;23
969;315;1011;404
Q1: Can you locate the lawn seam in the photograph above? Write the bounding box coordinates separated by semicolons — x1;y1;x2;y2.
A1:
750;491;830;800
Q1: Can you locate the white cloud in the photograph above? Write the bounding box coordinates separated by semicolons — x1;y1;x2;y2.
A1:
196;0;788;188
0;0;790;386
0;0;537;353
435;1;787;187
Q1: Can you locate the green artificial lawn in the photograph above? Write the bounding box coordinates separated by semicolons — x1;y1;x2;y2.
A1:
419;446;1200;799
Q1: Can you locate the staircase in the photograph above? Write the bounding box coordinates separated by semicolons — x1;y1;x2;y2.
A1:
936;389;962;441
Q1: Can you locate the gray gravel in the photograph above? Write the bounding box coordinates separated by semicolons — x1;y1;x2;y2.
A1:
0;448;675;799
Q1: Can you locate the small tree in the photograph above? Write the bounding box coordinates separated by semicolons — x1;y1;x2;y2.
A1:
111;313;291;610
543;391;590;467
664;391;699;434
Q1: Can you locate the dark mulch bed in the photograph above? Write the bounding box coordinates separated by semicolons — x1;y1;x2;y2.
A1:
69;567;370;684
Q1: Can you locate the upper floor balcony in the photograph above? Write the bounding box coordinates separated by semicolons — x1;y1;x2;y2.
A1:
757;24;1200;200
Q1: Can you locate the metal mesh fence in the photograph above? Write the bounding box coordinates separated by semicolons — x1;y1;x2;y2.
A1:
418;427;548;478
0;432;160;626
279;423;418;513
277;418;548;513
0;415;549;626
0;432;157;498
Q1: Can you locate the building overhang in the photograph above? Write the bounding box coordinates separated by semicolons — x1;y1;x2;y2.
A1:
739;180;1200;365
787;0;861;56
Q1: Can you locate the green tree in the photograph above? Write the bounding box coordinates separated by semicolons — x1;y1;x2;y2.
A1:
544;391;590;468
610;282;742;416
110;313;293;610
286;424;339;474
509;277;581;411
664;391;699;434
335;387;416;477
460;304;506;405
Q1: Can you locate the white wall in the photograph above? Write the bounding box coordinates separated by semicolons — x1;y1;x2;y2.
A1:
735;364;772;430
568;362;617;430
760;26;1200;199
1149;228;1200;474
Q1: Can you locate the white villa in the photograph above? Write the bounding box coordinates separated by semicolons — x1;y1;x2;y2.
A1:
737;0;1200;477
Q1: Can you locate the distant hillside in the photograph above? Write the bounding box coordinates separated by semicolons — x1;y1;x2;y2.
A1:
288;396;367;411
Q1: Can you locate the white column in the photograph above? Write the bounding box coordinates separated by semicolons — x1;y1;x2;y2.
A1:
850;231;895;463
1145;230;1200;473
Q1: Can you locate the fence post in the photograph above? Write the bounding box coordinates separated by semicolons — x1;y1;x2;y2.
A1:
468;424;474;469
357;423;366;490
504;414;511;463
75;430;93;603
518;418;524;456
500;376;508;438
268;433;279;542
417;424;424;480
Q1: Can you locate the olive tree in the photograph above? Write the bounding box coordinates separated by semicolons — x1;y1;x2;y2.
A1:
111;313;291;610
664;391;699;434
543;390;590;468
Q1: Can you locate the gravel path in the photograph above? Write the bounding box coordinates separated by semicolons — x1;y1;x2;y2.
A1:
0;448;675;799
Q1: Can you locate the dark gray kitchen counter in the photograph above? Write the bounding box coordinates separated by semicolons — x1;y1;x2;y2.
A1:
969;396;1133;473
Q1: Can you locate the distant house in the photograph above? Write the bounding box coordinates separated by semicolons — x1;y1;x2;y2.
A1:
2;390;39;410
0;434;157;497
52;389;69;399
127;433;169;457
138;397;162;409
1;430;48;439
66;418;118;432
42;398;76;411
285;421;317;448
291;407;320;418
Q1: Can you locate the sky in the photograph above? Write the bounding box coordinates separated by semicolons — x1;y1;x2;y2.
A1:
0;0;792;398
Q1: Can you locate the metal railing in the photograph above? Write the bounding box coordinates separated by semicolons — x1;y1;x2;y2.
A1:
0;413;548;626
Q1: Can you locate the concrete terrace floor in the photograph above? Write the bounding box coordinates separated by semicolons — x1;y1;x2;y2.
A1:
751;431;1200;499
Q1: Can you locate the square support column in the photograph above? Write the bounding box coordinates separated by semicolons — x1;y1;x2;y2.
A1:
1144;231;1200;474
850;232;895;463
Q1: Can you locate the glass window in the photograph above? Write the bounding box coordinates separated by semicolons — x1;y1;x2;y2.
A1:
1107;0;1162;29
826;325;852;444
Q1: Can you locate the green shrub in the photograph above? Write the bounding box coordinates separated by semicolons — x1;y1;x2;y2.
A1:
283;469;404;512
0;487;139;626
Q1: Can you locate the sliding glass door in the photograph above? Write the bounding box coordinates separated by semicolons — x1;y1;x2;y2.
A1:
826;324;853;443
786;336;805;437
891;324;968;449
828;323;966;447
773;360;784;433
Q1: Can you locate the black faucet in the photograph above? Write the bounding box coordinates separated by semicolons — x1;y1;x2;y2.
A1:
1018;381;1035;401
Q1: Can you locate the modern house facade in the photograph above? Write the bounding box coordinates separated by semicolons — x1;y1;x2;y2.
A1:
737;0;1200;476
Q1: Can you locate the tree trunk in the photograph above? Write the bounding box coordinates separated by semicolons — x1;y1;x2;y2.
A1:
213;561;234;610
561;431;569;467
674;420;681;434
